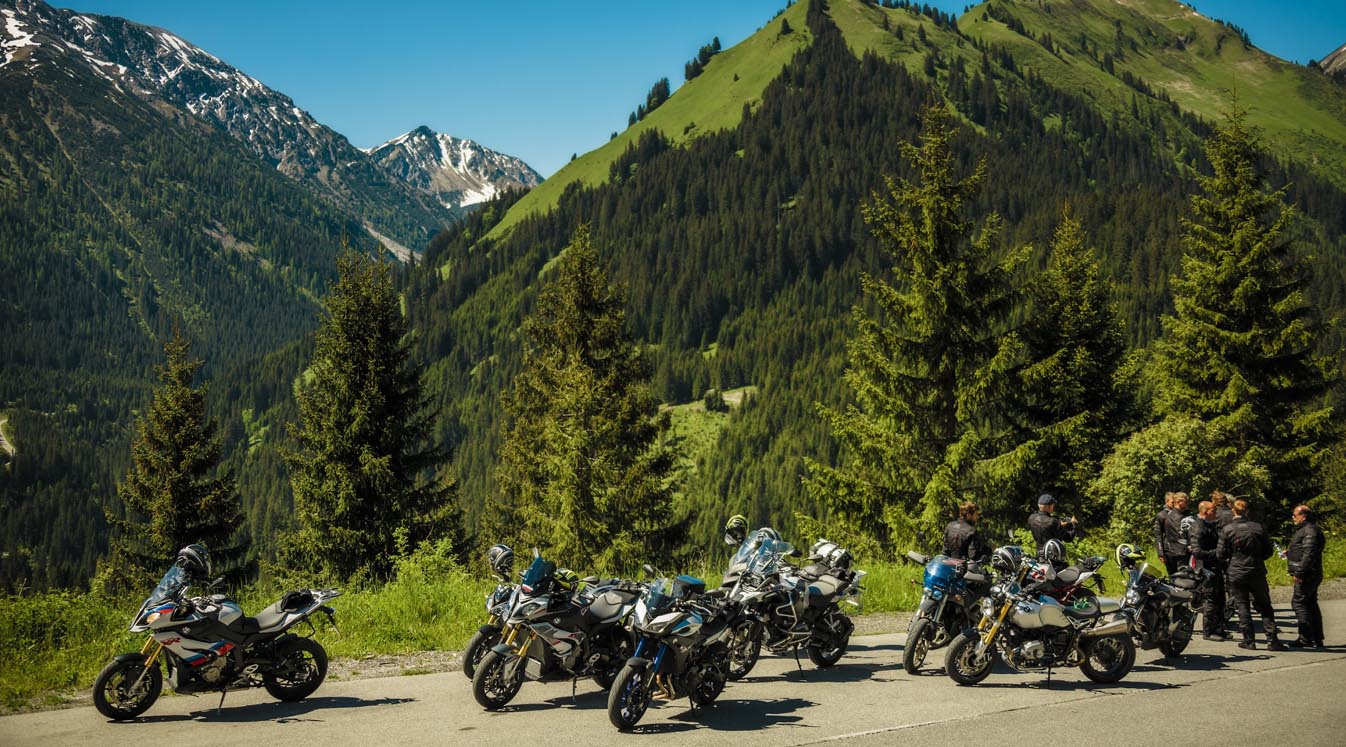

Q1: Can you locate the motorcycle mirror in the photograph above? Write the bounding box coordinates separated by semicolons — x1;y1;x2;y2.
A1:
532;547;541;559
788;548;803;558
208;576;224;589
641;563;657;578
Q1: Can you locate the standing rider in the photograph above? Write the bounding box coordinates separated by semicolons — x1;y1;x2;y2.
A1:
1217;498;1286;651
1028;494;1078;550
1163;492;1193;575
943;501;990;562
1186;500;1226;641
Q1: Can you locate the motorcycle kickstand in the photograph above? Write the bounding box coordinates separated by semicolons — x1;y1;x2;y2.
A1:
793;647;802;671
1044;662;1053;689
217;686;228;713
570;676;578;703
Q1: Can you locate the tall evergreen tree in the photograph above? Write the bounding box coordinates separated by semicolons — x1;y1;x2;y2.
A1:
1017;207;1134;516
805;104;1027;551
486;226;682;571
284;251;462;582
1152;107;1337;517
103;327;246;592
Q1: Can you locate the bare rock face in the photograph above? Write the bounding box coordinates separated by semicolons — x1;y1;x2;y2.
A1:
1320;42;1346;80
368;126;544;211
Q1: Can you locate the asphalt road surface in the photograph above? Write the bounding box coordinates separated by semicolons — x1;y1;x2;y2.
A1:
4;598;1344;746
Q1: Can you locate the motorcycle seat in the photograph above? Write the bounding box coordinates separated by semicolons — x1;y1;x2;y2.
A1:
796;563;832;581
583;591;631;624
1062;599;1103;618
1054;567;1082;586
807;576;842;605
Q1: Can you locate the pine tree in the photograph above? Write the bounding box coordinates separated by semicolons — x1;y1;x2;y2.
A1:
1152;109;1338;517
103;327;246;592
486;226;682;571
805;104;1027;551
283;251;462;582
1017;207;1134;517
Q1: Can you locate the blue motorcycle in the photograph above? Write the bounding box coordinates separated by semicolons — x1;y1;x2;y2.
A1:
902;551;990;674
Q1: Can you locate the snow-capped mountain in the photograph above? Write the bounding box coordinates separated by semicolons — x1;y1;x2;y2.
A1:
2;0;540;246
1322;42;1346;80
368;126;543;211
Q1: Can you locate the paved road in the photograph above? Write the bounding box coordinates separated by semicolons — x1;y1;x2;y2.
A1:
4;599;1344;746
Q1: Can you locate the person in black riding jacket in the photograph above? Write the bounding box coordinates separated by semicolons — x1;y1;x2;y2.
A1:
1217;498;1285;651
1187;500;1225;641
943;501;990;562
1155;492;1175;568
1163;492;1192;575
1028;494;1078;549
1287;505;1325;648
1211;491;1236;531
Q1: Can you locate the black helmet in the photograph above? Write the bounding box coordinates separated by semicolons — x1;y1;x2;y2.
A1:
724;514;748;546
991;545;1023;575
1040;539;1066;567
487;544;515;580
176;544;211;580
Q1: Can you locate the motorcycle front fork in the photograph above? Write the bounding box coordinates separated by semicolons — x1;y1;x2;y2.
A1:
131;637;164;691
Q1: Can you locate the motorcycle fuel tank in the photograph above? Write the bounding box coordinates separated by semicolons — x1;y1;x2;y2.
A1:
1011;595;1070;629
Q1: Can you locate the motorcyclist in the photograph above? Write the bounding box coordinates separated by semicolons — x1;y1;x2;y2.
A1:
1217;498;1285;651
1154;492;1174;569
1027;494;1078;549
1163;492;1192;575
943;501;990;562
1186;500;1225;641
1287;505;1325;648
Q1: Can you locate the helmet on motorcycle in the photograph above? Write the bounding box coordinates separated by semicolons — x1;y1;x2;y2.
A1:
554;568;579;593
991;546;1024;575
487;544;515;580
1040;539;1066;567
755;527;782;543
175;544;212;580
724;514;748;546
1115;543;1141;568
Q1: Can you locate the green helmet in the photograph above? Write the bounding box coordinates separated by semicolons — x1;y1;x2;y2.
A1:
554;568;579;592
724;514;749;546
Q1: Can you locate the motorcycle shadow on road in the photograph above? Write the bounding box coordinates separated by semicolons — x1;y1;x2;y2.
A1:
627;697;818;734
1133;652;1263;673
118;696;415;725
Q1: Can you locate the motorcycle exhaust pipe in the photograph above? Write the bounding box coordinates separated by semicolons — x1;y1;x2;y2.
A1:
1080;615;1132;638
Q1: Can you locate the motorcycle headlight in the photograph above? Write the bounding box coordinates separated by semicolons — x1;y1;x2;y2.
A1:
146;611;163;624
929;588;944;600
980;597;995;616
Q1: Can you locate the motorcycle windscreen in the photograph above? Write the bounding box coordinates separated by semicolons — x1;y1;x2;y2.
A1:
747;538;795;574
519;556;556;594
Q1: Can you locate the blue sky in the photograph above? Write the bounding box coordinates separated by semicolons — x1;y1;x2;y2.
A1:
61;1;1346;178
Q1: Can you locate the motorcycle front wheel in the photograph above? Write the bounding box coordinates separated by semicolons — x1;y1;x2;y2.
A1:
265;636;329;701
903;617;934;674
607;664;652;731
472;649;524;710
462;626;501;679
1160;613;1194;657
1080;634;1136;683
945;632;996;686
726;619;762;680
93;656;162;720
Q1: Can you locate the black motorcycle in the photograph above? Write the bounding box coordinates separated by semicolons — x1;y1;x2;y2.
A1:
1116;544;1206;657
723;537;864;679
944;547;1135;686
902;551;990;674
607;569;735;731
471;552;641;710
93;563;339;720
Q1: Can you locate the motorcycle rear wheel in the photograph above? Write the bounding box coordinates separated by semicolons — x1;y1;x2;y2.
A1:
607;664;651;731
264;636;329;701
1080;634;1136;683
945;632;996;686
462;627;501;679
472;649;524;710
1160;614;1194;657
93;657;162;720
903;617;934;674
726;619;762;681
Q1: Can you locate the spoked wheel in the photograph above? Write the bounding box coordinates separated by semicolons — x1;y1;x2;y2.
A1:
688;657;727;707
726;619;762;681
903;617;934;674
264;637;329;701
1080;634;1136;683
1160;614;1194;658
93;657;162;720
945;632;996;686
607;664;652;731
471;649;524;710
462;627;501;679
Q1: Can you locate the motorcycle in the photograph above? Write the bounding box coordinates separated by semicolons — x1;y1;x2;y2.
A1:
471;551;641;710
1041;555;1108;605
901;551;990;674
723;537;864;680
93;563;339;720
944;547;1135;686
607;568;735;731
1116;544;1207;657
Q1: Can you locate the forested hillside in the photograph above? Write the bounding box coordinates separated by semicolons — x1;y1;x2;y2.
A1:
5;0;1345;587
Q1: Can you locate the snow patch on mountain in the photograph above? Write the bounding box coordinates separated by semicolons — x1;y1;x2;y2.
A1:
1;8;39;67
368;126;543;210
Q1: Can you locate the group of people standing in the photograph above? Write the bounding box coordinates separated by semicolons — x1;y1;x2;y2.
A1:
1157;491;1325;650
940;491;1327;651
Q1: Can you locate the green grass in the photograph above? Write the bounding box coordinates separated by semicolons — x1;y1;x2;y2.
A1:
4;535;1341;712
